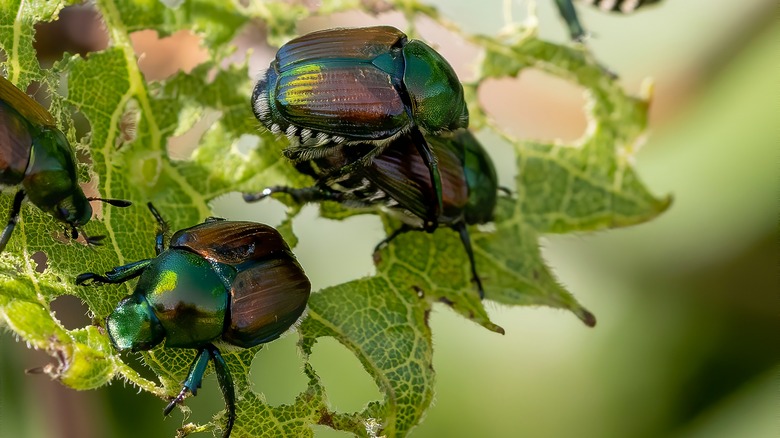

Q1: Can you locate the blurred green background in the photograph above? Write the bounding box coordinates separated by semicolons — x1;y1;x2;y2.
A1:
1;1;777;437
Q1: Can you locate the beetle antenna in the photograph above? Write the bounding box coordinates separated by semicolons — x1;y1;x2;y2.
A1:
498;186;513;196
87;197;132;207
147;203;169;255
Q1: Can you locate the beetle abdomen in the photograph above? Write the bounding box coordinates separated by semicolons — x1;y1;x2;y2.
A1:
0;101;33;184
223;256;310;348
170;220;312;348
358;132;469;224
275;26;405;68
171;221;292;265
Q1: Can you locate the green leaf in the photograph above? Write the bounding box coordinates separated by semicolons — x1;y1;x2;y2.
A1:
0;0;669;437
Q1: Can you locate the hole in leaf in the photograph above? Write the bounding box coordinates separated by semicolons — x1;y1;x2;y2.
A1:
33;4;108;67
19;81;51;113
223;19;276;75
309;337;381;412
122;352;163;386
69;110;92;145
181;370;224;426
49;295;90;330
249;333;308;406
415;15;481;82
130;29;209;81
159;0;184;7
292;206;381;291
480;68;589;143
31;251;47;273
211;192;288;228
473;130;518;195
166;108;222;160
235;134;260;157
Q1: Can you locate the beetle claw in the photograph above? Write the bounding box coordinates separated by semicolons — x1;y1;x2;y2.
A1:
75;273;97;285
242;190;272;203
163;387;190;416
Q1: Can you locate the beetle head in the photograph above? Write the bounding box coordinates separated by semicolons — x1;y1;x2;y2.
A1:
107;294;165;352
52;190;93;228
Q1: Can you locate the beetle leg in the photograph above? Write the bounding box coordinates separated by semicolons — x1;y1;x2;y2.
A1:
243;185;338;204
553;0;588;41
0;189;26;253
146;203;169;255
373;224;414;256
208;344;235;438
163;347;212;416
318;144;384;181
76;259;152;285
86;197;132;208
409;128;442;230
455;223;485;299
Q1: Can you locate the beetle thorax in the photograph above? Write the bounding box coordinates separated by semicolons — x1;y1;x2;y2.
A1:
134;249;230;348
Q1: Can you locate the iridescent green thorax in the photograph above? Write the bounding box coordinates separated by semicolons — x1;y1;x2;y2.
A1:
401;40;468;134
23;126;91;226
135;249;231;348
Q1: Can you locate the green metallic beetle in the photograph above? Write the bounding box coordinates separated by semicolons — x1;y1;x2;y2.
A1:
76;204;311;438
251;26;470;226
555;0;663;41
0;75;129;252
245;129;498;299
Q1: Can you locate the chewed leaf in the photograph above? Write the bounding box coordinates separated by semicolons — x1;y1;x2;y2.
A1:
301;275;435;437
0;1;669;437
518;140;672;232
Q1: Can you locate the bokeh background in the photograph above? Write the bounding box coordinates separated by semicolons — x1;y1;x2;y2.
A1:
1;1;777;437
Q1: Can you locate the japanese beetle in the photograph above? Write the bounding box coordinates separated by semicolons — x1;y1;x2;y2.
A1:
555;0;663;41
0;75;130;252
244;129;497;299
251;26;470;223
76;203;311;438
